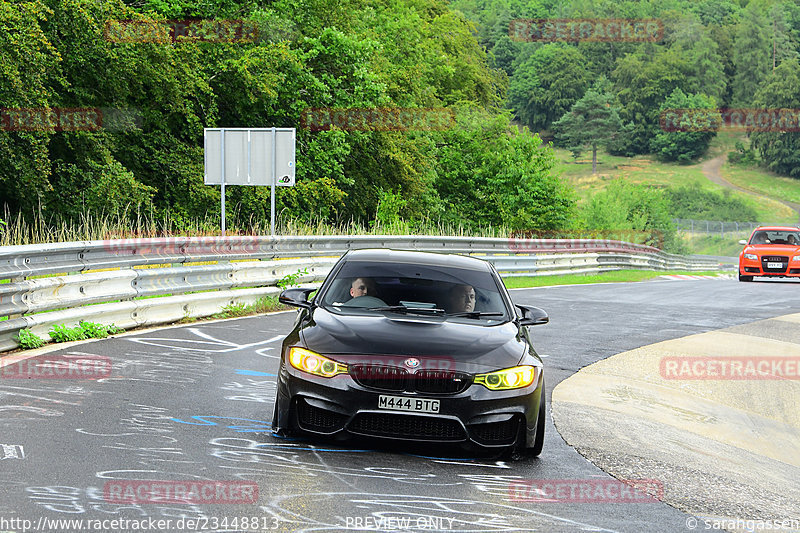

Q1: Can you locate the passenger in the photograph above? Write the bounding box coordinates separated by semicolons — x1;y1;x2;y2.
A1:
350;277;376;299
788;234;798;246
446;284;476;313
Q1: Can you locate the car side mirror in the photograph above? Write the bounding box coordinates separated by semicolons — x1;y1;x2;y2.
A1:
739;240;748;245
516;304;549;326
279;288;315;309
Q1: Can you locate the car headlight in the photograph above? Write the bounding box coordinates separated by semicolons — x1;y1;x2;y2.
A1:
744;253;758;260
793;255;800;262
474;365;539;390
288;347;347;378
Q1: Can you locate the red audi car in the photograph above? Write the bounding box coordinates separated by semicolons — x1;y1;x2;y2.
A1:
738;226;800;282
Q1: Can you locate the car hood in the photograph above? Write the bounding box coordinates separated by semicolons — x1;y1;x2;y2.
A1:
743;245;800;256
299;307;528;373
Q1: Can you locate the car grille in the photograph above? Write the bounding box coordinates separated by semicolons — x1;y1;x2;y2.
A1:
413;370;472;394
469;418;519;445
296;399;348;432
762;256;788;273
349;365;471;394
348;412;466;440
349;365;408;392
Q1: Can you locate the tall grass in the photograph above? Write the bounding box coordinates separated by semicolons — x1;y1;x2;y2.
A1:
0;208;514;246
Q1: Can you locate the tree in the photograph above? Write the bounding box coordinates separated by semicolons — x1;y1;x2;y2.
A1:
508;44;589;133
650;88;718;163
749;57;800;178
433;109;575;231
489;35;518;77
612;48;695;154
552;81;623;173
732;3;771;106
669;18;726;104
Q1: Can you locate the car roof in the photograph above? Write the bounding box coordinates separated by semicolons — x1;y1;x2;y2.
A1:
343;249;492;272
752;226;800;231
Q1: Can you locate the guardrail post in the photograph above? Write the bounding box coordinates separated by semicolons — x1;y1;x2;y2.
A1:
8;276;24;319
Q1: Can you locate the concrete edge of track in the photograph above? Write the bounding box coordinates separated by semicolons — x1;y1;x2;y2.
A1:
552;312;800;524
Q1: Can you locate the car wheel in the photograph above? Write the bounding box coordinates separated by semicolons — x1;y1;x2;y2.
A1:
738;274;753;282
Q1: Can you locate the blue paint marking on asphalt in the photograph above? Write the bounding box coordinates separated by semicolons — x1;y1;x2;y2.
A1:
235;369;277;377
170;415;272;432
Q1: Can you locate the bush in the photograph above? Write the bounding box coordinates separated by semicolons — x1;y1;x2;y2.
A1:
49;324;88;343
49;322;123;343
580;180;684;253
727;141;759;166
16;329;45;349
665;183;758;221
650;89;718;163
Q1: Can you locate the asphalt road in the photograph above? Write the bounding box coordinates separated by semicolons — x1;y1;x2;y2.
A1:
2;277;799;533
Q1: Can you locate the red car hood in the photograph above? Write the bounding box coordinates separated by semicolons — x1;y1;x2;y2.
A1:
743;245;800;255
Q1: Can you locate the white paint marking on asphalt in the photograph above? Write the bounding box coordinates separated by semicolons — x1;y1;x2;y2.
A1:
0;444;25;460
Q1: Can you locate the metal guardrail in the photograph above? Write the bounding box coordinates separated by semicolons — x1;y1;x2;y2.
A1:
0;235;720;351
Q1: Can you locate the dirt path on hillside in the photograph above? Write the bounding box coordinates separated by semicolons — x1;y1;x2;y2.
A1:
701;154;800;223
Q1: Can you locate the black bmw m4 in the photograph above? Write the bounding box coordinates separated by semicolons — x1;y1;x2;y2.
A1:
272;249;549;457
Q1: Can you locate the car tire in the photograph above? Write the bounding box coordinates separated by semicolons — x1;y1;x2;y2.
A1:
506;390;546;460
738;274;753;282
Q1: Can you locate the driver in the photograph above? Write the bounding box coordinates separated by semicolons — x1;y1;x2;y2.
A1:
446;284;476;313
350;277;377;299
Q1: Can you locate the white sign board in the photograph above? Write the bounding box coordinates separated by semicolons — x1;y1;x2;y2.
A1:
204;128;295;186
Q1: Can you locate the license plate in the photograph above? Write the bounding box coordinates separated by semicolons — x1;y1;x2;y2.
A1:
768;262;783;269
378;395;440;413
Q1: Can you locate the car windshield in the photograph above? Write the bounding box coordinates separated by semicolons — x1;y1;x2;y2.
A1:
749;230;800;245
318;260;510;322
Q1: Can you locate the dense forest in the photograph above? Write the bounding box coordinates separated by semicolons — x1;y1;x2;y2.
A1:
1;0;798;245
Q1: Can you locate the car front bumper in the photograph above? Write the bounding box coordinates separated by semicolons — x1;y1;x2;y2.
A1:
272;362;544;450
740;258;800;277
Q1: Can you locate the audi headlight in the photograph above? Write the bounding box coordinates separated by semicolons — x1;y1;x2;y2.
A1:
288;347;347;378
793;255;800;262
474;365;539;390
744;253;758;260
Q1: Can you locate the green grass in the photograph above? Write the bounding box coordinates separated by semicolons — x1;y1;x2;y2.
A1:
680;234;746;257
553;138;795;223
179;295;290;323
503;269;724;288
722;164;800;210
0;209;517;247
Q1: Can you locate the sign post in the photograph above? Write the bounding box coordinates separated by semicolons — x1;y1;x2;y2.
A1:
204;128;295;235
